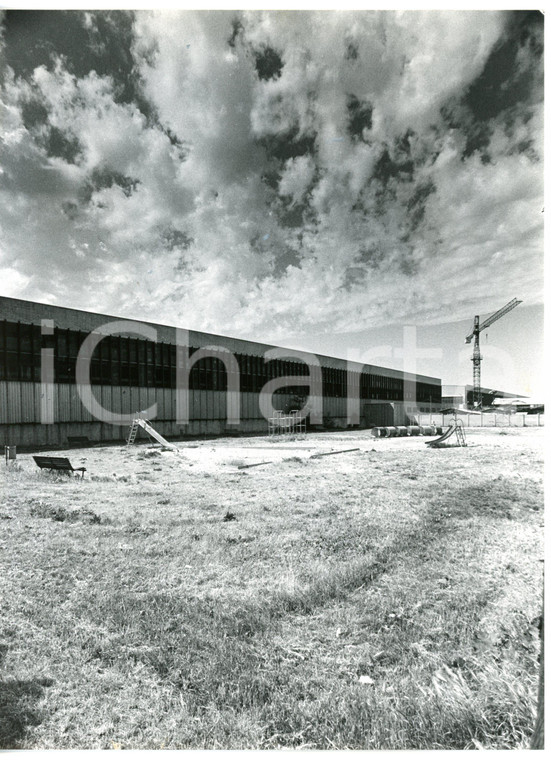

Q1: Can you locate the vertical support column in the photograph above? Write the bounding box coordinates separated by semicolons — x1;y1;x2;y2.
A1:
41;319;55;425
346;361;360;427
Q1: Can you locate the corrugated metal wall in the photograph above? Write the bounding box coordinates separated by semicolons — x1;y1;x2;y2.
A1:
0;382;344;424
0;382;255;424
1;381;328;445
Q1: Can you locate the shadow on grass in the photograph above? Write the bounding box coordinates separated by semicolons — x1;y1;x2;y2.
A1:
423;477;543;523
0;676;54;748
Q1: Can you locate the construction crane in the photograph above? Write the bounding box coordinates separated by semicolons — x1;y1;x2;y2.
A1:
465;298;522;409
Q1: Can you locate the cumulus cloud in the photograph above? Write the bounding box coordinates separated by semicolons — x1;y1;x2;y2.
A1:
278;156;315;205
0;9;543;346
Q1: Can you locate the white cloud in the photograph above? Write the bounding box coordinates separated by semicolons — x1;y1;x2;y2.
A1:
0;9;543;346
0;266;30;296
278;155;315;204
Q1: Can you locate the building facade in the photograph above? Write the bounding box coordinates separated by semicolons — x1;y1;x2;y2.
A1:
0;297;442;447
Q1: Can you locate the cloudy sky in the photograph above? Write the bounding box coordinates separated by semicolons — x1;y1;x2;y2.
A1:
0;8;544;395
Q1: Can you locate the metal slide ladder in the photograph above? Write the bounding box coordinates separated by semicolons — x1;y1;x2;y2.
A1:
126;419;140;445
455;419;466;446
126;415;179;451
425;418;467;448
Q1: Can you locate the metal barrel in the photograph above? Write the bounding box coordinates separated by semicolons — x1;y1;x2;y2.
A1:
395;426;408;436
408;426;421;436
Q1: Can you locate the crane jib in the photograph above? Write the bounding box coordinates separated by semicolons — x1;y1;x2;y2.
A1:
478;298;523;333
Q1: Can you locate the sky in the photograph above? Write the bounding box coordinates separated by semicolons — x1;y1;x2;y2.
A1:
0;7;544;397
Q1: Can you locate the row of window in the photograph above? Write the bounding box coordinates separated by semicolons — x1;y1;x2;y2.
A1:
0;320;441;402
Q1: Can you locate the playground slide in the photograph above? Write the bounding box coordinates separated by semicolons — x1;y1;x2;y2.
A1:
425;424;455;447
138;419;179;451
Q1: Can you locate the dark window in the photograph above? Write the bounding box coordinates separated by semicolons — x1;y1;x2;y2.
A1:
5;353;19;380
120;338;129;363
5;323;18;352
138;341;146;364
20;324;33;353
20;353;34;381
57;357;75;383
155;365;164;387
68;332;80;358
90;359;101;384
111;337;120;362
154;342;163;366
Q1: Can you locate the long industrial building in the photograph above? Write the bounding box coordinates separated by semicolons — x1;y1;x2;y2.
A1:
0;296;442;447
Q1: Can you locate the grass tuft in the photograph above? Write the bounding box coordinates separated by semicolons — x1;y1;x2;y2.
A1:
29;501;103;524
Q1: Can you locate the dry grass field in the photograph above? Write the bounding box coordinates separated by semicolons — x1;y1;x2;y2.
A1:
0;426;544;749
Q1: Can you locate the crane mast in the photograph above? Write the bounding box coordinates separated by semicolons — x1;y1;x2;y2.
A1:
470;315;482;409
465;298;521;409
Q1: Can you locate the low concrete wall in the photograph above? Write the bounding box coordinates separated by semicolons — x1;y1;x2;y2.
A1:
416;412;544;428
0;418;274;448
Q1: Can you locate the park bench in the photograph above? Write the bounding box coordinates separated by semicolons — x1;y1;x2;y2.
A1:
33;456;86;478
